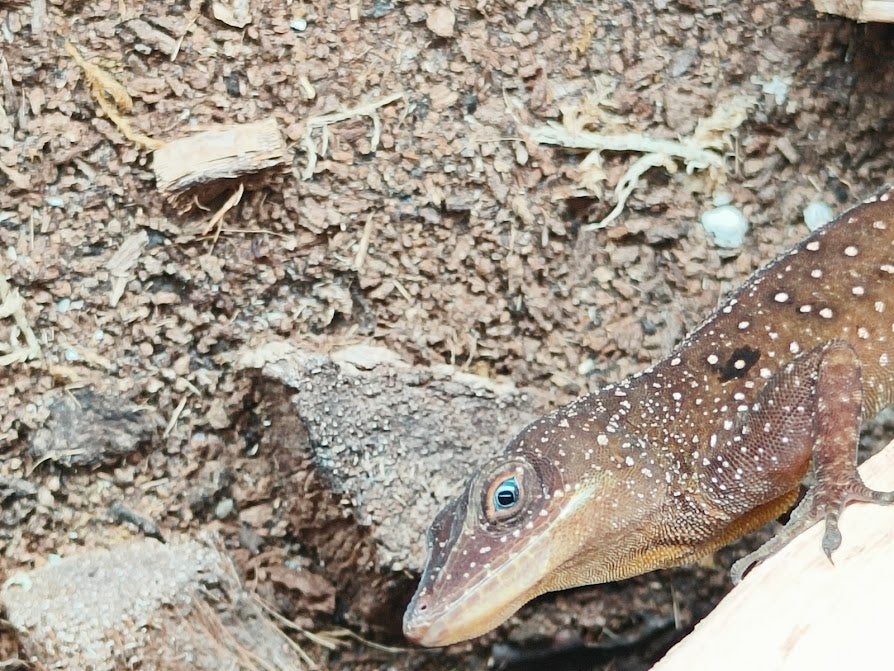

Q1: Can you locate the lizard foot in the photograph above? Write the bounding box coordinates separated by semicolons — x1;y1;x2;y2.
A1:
819;481;894;557
730;478;894;583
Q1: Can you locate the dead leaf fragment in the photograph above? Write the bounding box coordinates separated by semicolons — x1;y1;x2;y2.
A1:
30;390;162;467
265;564;336;614
119;18;180;58
0;159;30;190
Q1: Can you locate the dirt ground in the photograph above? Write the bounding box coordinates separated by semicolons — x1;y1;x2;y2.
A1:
1;0;893;669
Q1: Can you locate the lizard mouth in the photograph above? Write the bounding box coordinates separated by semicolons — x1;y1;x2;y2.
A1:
403;529;551;647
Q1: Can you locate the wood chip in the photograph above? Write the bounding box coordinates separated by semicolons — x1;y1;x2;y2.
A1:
152;117;287;210
654;439;894;670
107;230;148;307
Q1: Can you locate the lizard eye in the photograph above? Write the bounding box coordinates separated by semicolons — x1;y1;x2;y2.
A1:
484;472;526;522
494;478;519;510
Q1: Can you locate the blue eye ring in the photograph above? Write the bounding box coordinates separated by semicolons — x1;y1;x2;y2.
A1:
494;477;520;510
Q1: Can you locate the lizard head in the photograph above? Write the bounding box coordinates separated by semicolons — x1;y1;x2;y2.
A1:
404;401;664;646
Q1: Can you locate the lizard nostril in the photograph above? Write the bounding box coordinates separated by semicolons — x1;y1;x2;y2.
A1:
407;593;431;616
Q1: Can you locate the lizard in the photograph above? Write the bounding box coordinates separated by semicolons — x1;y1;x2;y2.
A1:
403;186;894;647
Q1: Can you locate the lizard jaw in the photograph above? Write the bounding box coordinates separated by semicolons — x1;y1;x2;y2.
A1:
403;528;551;646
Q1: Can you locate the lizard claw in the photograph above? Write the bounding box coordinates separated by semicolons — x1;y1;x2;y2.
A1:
730;554;757;585
821;513;840;562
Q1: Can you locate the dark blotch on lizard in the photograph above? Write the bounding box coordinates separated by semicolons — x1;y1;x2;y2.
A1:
717;345;761;382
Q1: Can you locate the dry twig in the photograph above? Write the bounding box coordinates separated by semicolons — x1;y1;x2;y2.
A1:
527;84;753;229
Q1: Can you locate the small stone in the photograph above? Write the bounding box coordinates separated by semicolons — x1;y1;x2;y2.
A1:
803;201;834;232
578;358;597;376
113;466;136;485
37;486;55;507
593;266;614;285
701;204;748;248
426;6;455;37
215;498;235;519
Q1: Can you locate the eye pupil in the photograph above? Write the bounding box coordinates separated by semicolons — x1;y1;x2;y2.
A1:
494;478;519;510
496;490;515;506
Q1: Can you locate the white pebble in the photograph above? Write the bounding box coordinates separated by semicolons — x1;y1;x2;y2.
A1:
578;358;597;376
701;205;749;248
803;201;834;232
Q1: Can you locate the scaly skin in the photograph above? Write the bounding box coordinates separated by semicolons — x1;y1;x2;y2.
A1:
403;187;894;647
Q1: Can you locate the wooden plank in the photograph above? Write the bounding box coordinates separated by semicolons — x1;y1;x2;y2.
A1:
653;439;894;670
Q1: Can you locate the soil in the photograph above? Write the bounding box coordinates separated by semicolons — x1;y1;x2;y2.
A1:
0;0;892;669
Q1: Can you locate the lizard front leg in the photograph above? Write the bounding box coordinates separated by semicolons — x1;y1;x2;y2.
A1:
730;341;894;582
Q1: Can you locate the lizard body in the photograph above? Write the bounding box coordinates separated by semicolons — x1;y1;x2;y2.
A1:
404;186;894;647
